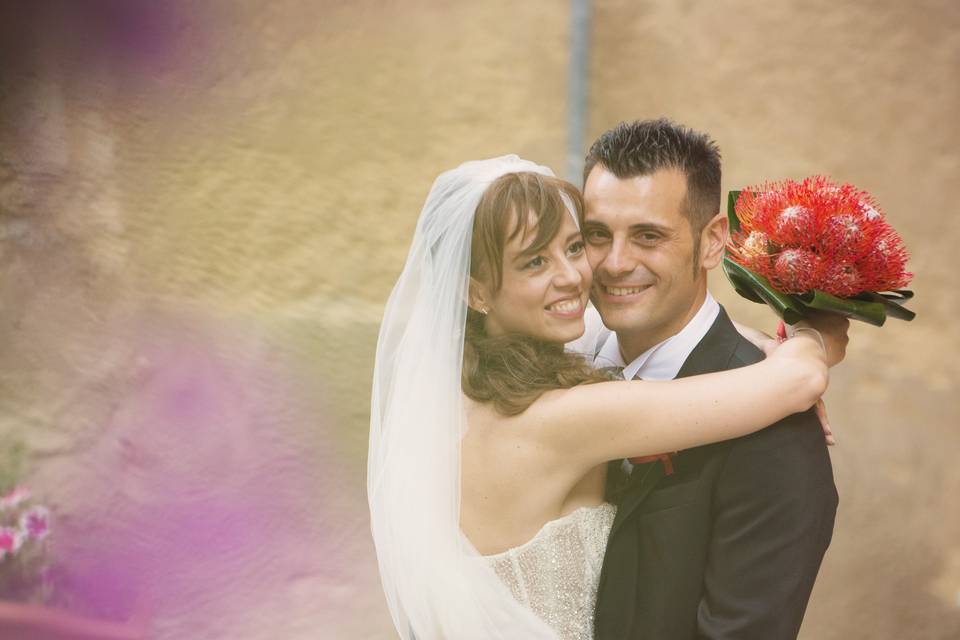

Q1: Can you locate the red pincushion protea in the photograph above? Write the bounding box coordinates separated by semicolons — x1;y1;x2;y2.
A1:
820;262;862;298
728;229;774;272
734;180;819;246
728;177;912;298
773;249;822;293
855;227;912;292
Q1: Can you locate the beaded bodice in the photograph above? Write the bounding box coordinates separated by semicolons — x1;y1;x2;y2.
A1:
484;503;616;640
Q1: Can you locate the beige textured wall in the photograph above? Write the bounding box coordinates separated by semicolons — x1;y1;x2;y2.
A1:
2;1;957;638
121;7;571;633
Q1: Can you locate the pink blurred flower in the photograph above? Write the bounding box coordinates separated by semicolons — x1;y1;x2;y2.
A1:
0;487;31;512
19;506;51;541
0;526;24;559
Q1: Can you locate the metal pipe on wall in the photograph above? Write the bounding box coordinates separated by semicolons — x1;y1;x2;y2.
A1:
566;0;592;185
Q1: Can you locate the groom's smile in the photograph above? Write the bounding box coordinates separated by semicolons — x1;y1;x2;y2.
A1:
597;283;654;300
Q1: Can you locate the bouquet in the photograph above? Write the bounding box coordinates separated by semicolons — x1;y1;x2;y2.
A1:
724;176;915;326
0;486;53;604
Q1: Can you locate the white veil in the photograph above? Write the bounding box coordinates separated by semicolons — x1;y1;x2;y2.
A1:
367;156;559;639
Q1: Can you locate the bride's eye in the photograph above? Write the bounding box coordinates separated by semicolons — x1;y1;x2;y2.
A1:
523;256;545;269
567;240;585;256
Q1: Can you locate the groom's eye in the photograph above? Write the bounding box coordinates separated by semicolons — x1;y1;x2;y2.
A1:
584;229;609;243
636;232;661;244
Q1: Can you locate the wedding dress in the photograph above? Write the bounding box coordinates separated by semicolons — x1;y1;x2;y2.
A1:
483;503;617;640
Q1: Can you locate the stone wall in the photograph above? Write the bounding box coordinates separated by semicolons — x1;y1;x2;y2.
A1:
2;1;957;638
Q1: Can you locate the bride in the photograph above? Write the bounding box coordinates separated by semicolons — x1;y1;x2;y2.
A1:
367;155;845;639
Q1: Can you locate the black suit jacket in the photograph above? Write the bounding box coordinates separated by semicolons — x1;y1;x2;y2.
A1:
593;307;838;640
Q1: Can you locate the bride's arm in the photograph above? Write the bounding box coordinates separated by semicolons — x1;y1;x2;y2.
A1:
732;320;778;356
525;332;829;471
733;313;850;365
731;315;849;446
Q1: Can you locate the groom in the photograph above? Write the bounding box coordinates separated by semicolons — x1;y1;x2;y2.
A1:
577;119;840;639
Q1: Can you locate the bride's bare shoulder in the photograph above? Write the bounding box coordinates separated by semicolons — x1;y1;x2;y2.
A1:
463;395;559;452
465;398;520;437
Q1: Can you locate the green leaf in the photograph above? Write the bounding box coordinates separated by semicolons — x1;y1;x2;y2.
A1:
722;257;806;324
796;289;888;326
851;291;916;322
723;263;765;304
727;190;743;233
879;289;914;302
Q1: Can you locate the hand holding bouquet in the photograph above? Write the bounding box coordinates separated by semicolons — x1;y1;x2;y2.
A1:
724;176;915;326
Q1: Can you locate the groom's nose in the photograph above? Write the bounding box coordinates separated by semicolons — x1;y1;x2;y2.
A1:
599;237;635;278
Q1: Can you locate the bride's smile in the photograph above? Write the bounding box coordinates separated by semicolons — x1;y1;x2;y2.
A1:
471;211;592;345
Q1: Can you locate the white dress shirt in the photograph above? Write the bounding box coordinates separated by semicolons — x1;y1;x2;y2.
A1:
569;292;720;381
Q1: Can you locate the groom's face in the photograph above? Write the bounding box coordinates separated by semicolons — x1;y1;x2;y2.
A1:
582;166;703;351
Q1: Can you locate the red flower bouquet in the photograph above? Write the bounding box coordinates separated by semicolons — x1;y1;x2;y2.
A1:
724;177;915;326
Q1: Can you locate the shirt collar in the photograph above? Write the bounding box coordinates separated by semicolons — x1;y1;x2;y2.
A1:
594;292;720;380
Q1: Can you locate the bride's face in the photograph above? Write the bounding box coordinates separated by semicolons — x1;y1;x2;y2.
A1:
480;212;592;344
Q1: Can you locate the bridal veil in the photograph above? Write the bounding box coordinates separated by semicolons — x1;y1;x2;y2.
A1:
367;156;559;638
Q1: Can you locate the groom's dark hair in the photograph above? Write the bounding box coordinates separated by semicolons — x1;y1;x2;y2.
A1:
583;118;722;249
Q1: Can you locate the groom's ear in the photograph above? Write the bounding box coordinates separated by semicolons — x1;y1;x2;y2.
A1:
699;212;728;271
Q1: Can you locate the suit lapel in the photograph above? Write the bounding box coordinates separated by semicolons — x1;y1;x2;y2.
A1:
609;462;663;536
674;306;741;380
609;306;742;536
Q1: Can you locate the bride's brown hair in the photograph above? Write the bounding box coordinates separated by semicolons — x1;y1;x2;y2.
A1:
462;172;610;416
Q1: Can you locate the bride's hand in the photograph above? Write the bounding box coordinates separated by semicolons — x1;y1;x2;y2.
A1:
793;312;850;368
766;331;830;401
814;398;835;446
737;312;850;366
768;318;845;445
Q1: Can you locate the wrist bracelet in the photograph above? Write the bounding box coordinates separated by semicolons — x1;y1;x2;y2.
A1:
789;326;826;355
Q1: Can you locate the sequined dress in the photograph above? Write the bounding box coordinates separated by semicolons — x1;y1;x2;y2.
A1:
484;503;617;640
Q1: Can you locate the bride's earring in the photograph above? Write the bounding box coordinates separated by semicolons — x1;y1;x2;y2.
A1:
480;307;489;315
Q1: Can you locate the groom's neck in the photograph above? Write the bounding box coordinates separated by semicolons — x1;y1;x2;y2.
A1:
617;285;708;363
